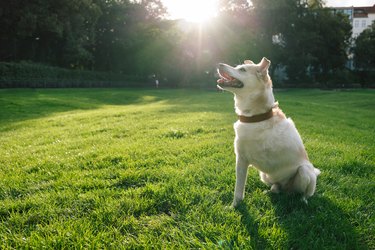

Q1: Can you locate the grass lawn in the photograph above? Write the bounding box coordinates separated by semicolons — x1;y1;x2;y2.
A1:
0;88;374;249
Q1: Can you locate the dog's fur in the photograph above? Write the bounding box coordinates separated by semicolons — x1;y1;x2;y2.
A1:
217;57;320;207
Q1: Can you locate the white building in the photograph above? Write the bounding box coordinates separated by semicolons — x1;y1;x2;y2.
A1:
331;4;375;69
332;4;375;39
352;5;375;37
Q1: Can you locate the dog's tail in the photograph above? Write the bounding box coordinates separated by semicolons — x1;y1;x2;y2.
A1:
293;164;321;200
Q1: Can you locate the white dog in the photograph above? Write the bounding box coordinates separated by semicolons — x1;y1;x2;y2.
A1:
217;57;320;207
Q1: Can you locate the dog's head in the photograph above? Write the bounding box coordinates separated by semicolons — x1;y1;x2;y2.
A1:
217;57;271;94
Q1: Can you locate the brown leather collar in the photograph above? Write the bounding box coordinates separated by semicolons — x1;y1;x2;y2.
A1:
238;108;274;123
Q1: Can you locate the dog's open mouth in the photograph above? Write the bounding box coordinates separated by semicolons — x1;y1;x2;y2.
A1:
217;69;244;88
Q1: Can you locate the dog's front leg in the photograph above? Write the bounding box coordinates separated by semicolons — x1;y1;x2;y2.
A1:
233;155;249;207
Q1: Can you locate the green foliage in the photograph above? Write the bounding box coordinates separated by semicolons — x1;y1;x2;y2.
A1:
0;62;147;88
0;88;374;248
0;0;101;68
0;0;356;86
252;0;352;84
0;0;165;71
354;21;375;70
353;21;375;87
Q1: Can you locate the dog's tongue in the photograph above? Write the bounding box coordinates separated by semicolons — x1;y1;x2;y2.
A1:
222;72;232;80
218;70;234;83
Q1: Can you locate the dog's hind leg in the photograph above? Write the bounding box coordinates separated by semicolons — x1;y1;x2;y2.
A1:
260;172;280;193
293;164;320;201
270;183;281;193
259;171;271;186
233;155;249;207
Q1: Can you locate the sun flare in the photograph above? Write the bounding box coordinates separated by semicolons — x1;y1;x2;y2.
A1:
163;0;218;23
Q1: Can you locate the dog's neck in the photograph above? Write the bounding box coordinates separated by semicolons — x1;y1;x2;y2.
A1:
234;88;275;117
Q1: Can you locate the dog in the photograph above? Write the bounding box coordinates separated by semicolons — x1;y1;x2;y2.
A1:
217;57;320;207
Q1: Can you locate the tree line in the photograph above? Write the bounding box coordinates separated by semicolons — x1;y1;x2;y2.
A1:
0;0;373;87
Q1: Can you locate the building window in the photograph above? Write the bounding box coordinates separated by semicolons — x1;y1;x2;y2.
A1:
344;9;352;16
362;20;366;27
354;20;359;28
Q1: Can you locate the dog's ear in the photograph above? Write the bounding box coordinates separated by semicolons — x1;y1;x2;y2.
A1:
244;60;254;65
258;57;271;75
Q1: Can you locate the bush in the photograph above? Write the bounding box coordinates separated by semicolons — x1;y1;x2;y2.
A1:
0;62;148;88
323;69;361;88
354;70;375;88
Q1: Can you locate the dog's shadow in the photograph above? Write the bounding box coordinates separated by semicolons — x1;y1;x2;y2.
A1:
236;193;365;249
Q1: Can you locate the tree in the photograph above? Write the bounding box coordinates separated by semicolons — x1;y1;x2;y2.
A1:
353;21;375;70
0;0;101;68
282;8;351;83
0;0;353;87
215;1;258;63
92;0;167;73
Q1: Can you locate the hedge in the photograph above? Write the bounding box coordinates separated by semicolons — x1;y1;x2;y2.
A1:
0;62;149;88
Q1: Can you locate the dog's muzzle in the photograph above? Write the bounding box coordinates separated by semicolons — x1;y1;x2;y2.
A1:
217;64;244;88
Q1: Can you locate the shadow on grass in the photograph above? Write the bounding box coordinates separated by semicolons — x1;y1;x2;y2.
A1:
0;88;226;127
237;194;366;249
236;202;272;249
0;88;158;125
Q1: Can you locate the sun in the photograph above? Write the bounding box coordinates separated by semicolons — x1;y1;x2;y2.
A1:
163;0;218;23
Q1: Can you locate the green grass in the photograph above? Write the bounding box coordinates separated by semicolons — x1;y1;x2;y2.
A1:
0;88;374;249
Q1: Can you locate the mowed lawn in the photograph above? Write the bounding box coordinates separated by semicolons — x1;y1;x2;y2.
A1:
0;88;374;249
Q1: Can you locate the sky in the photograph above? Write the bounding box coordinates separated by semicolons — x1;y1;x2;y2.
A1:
162;0;218;22
161;0;375;22
325;0;375;7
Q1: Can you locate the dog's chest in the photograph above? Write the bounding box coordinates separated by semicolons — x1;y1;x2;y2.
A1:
234;124;274;158
234;120;275;143
233;119;304;171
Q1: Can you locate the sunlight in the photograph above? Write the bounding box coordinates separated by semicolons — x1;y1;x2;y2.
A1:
163;0;218;23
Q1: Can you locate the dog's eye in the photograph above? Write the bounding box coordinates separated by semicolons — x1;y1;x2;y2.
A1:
239;68;246;72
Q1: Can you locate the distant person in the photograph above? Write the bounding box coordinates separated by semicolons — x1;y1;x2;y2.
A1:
155;79;159;88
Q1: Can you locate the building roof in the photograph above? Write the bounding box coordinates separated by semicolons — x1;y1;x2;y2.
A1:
354;4;375;18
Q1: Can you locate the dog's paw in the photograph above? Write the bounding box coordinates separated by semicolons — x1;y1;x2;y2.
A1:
270;184;281;193
232;198;243;208
231;201;239;208
224;205;235;211
301;197;308;205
